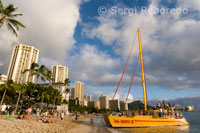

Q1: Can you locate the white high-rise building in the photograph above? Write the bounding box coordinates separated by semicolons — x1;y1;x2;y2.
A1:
7;44;39;83
120;101;128;111
51;65;68;83
84;94;92;102
99;95;109;109
71;81;84;105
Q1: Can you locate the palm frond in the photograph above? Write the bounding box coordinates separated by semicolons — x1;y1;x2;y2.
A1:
9;13;23;17
0;0;3;13
7;18;25;29
23;69;29;74
7;22;18;36
3;4;16;16
0;84;5;91
41;76;46;82
30;62;39;69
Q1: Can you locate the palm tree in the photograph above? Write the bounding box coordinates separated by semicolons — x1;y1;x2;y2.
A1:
13;83;27;113
0;79;13;106
35;65;47;84
43;70;52;83
63;78;70;104
23;62;39;82
51;88;62;110
24;82;37;107
64;78;70;86
0;0;25;36
65;88;70;94
64;78;70;96
37;86;50;110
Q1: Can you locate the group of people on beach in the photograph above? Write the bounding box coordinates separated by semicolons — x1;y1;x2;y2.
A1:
18;107;65;123
0;103;67;124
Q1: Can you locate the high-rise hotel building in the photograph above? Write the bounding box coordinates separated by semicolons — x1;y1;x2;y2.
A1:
7;44;39;83
99;95;109;109
71;81;84;105
84;94;92;102
51;65;68;83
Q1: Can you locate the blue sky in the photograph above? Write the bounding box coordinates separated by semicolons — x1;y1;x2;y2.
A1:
1;0;200;108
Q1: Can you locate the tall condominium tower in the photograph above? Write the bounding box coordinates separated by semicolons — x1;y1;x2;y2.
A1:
120;101;128;111
84;94;92;102
71;81;84;105
99;94;109;109
109;100;120;111
7;44;39;83
51;65;68;83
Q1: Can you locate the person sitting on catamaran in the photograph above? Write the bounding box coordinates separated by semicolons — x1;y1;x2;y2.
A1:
156;101;161;109
159;108;163;118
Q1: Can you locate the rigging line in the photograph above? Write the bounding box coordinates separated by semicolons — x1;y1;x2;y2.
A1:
125;55;139;103
110;31;138;106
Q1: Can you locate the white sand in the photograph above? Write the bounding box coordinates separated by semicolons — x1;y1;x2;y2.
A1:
0;115;91;133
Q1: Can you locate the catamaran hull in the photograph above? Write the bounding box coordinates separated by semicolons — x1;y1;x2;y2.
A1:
104;115;189;128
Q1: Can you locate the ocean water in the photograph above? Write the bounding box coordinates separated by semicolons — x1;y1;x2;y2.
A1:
183;111;199;133
92;111;199;133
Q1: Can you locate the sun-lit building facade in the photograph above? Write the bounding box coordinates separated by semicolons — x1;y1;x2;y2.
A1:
7;44;39;83
51;65;68;83
71;81;84;105
99;95;109;109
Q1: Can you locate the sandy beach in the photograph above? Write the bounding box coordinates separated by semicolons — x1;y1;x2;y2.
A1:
0;115;92;133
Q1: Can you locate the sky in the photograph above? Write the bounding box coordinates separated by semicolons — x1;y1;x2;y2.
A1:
0;0;200;108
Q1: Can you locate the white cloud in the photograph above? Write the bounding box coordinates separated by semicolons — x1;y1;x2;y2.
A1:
67;44;122;85
83;17;120;45
0;27;19;74
107;93;133;103
0;0;83;71
125;93;134;103
178;0;200;11
82;1;200;90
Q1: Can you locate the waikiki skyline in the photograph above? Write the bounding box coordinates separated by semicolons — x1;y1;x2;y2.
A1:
0;0;200;108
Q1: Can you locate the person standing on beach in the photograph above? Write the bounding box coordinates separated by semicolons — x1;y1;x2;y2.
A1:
1;103;7;115
75;113;78;120
61;111;64;120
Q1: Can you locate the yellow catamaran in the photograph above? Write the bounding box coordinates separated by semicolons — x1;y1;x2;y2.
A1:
104;28;189;128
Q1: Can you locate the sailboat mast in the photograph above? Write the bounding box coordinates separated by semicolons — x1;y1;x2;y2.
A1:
138;28;147;112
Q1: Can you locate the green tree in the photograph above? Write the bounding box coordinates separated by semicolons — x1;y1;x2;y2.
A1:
23;62;39;82
23;82;37;107
44;70;52;82
0;0;25;36
0;79;13;106
35;65;47;84
51;88;62;110
36;86;45;110
64;78;70;96
64;78;70;86
63;78;70;106
13;83;27;113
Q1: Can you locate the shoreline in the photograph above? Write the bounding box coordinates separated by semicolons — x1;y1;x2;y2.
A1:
69;117;92;133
